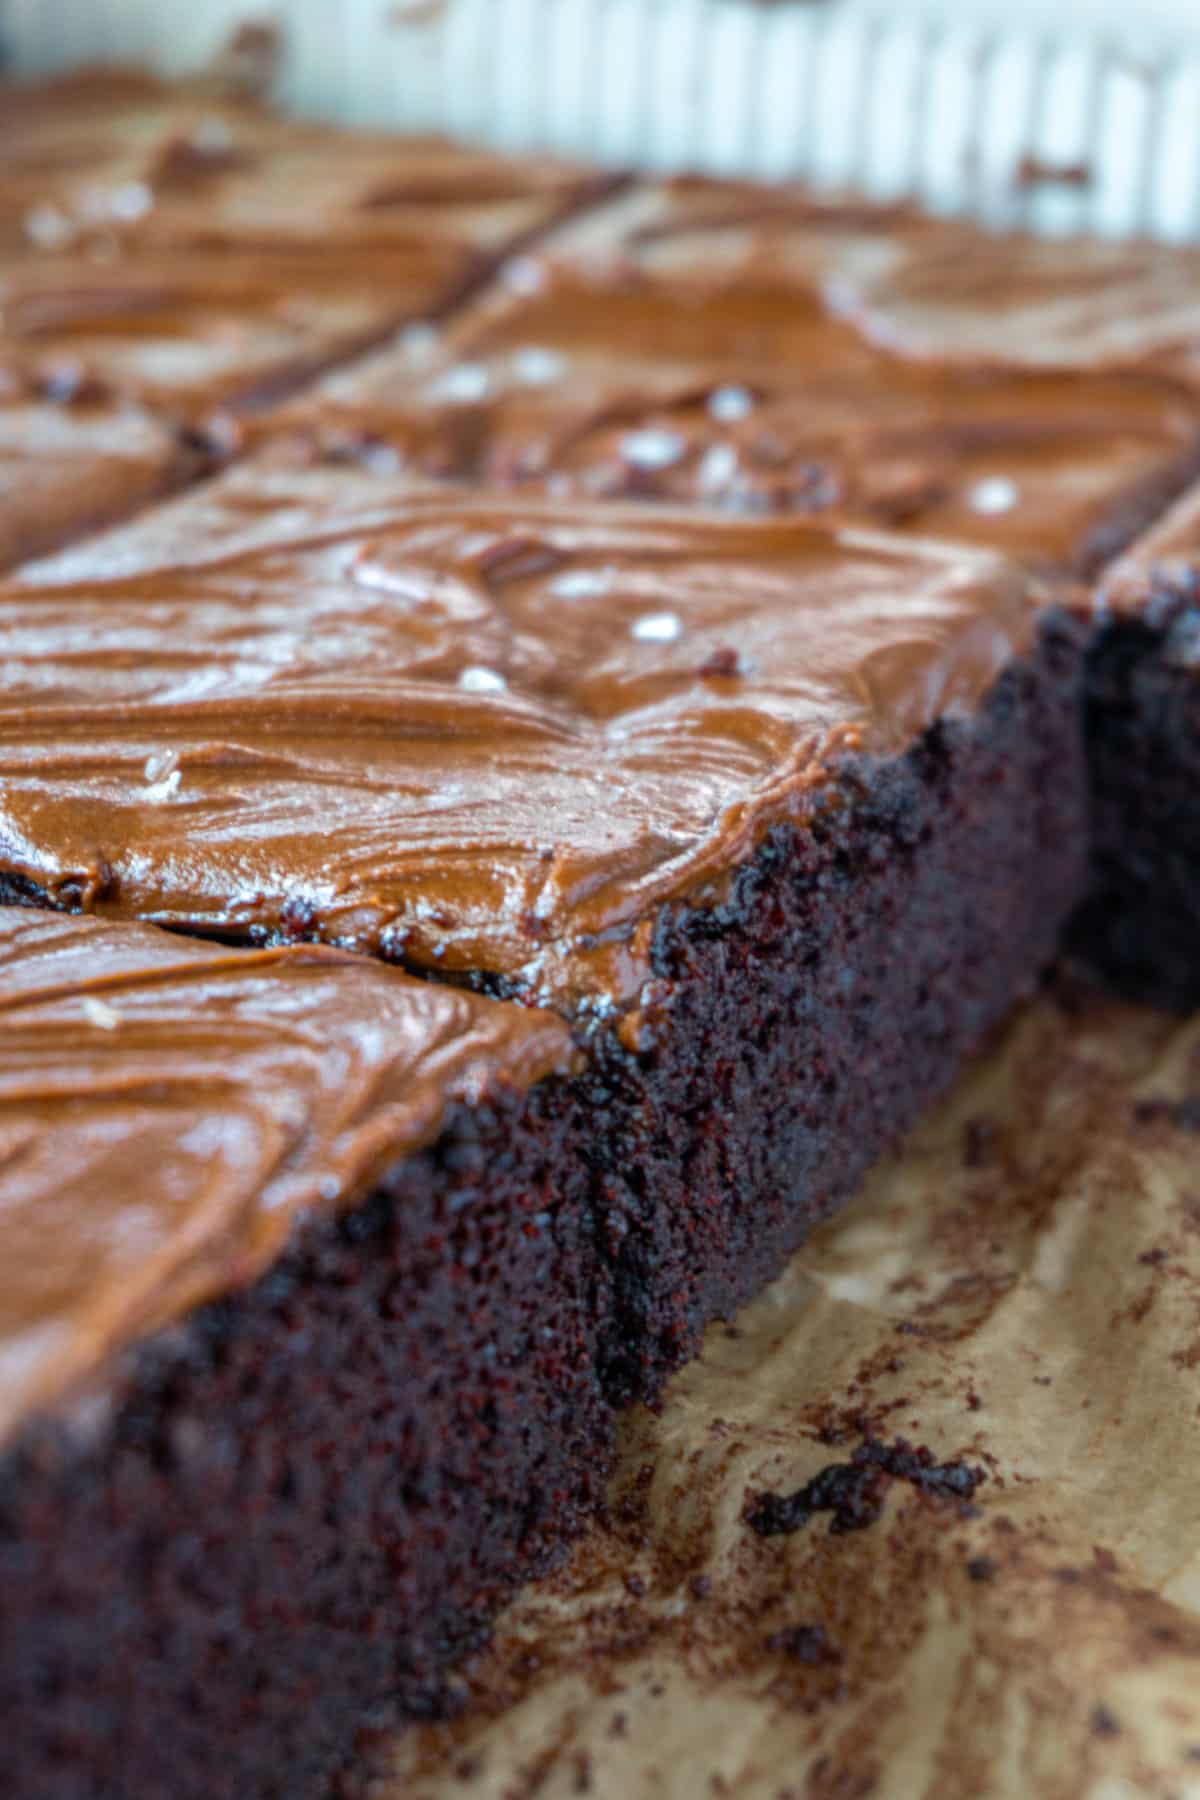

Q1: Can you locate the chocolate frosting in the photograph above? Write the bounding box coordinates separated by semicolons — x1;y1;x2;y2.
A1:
1;70;593;255
0;68;213;248
264;178;1200;574
0;392;181;570
824;227;1200;382
0;241;471;422
1097;476;1200;619
0;479;1038;1008
17;461;409;586
274;292;1200;573
0;70;602;422
0;906;571;1442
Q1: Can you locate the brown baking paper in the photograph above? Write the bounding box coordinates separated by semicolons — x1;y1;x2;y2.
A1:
374;981;1200;1799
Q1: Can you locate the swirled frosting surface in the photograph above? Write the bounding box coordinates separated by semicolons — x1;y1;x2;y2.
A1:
824;228;1200;380
0;480;1038;1006
265;178;1200;574
0;388;180;570
0;906;571;1441
0;69;601;421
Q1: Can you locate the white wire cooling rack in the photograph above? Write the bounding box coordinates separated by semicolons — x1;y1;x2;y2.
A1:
4;0;1200;239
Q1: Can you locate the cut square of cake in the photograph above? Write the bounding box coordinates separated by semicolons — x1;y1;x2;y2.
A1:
0;907;602;1800
0;70;613;431
0;472;1087;1403
257;178;1200;576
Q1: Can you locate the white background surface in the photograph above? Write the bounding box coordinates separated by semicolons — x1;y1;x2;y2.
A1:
5;0;1200;237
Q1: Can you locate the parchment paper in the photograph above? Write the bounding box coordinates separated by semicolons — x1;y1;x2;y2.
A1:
374;977;1200;1798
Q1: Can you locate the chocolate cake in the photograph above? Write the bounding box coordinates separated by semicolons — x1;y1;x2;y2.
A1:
1066;481;1200;1010
4;72;1200;1800
0;477;1087;1404
260;178;1200;575
0;68;251;247
0;69;611;559
0;908;604;1799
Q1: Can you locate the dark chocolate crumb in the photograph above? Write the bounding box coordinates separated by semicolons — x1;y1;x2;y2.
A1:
1133;1095;1200;1132
764;1623;843;1666
690;1574;713;1600
624;1573;647;1598
388;0;450;23
698;646;743;680
1015;154;1093;190
963;1116;998;1168
279;896;319;941
152;133;248;191
1091;1704;1121;1738
745;1437;986;1539
966;1556;996;1582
